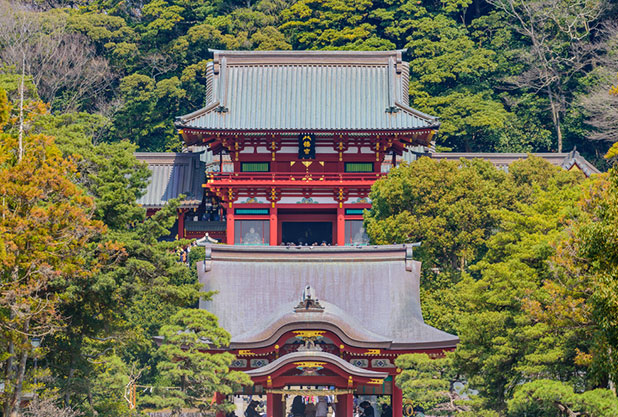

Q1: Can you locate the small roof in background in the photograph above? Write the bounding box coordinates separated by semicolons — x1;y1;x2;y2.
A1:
134;152;205;209
176;50;438;133
198;244;459;350
431;148;601;177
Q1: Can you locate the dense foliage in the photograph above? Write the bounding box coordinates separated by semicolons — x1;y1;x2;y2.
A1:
0;77;247;416
0;0;616;161
370;156;618;414
1;0;618;415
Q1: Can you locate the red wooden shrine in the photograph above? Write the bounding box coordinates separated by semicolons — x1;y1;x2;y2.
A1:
197;245;459;417
176;50;439;246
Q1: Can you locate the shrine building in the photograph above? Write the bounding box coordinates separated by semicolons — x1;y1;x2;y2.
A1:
138;49;600;416
170;49;459;417
175;49;438;246
199;244;458;417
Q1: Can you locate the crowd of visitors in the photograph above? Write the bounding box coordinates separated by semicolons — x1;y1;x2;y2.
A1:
239;396;392;417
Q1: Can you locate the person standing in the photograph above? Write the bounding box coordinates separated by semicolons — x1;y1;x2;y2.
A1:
304;400;316;417
291;396;306;417
359;401;374;417
245;400;260;417
316;396;329;417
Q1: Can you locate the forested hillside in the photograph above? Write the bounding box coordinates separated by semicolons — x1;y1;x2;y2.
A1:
0;0;617;162
2;0;618;416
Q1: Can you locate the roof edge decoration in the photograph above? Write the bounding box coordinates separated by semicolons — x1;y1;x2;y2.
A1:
245;351;389;379
208;49;409;66
230;301;393;349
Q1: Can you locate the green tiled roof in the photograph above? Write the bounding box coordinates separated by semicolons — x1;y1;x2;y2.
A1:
134;153;205;209
177;50;438;132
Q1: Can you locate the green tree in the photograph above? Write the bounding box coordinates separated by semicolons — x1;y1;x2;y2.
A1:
396;353;472;415
111;73;187;151
405;10;510;151
507;380;618;417
541;159;618;391
487;0;605;152
147;308;251;414
454;159;586;409
366;157;514;282
0;128;104;417
22;106;200;414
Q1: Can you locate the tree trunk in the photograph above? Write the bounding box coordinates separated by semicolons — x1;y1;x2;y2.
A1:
3;288;17;416
64;364;76;408
609;346;616;396
547;85;563;152
18;52;25;162
9;349;29;417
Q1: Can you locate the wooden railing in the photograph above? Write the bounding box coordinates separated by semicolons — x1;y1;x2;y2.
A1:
205;172;386;183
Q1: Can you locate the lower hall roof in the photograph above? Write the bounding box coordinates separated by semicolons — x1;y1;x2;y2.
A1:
197;245;459;350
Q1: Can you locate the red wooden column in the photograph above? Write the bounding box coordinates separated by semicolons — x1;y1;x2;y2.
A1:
178;209;186;239
270;207;278;246
266;392;277;417
336;395;346;417
345;393;354;417
336;206;345;246
226;207;235;244
273;393;283;417
215;392;225;417
392;379;403;417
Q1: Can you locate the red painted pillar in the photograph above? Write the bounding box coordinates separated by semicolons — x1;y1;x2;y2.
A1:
226;207;235;244
270;206;278;246
336;395;346;417
336;206;345;246
267;392;274;417
392;379;403;417
346;393;354;417
215;392;225;417
273;393;283;417
178;209;186;239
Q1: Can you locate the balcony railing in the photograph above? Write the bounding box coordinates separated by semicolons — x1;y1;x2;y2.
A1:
205;172;386;184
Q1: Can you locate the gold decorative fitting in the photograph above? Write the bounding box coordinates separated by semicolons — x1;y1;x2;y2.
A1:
294;361;326;369
238;350;255;356
293;330;326;339
367;379;384;385
364;349;381;356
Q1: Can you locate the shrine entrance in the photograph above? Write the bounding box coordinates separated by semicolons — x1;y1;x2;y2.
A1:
281;221;333;245
243;350;390;417
277;210;337;245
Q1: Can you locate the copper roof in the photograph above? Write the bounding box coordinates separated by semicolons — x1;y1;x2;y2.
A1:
198;245;458;349
176;50;438;132
134;152;205;209
431;149;601;177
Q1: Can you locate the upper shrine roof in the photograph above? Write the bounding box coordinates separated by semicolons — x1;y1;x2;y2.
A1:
134;152;205;209
197;244;458;350
176;50;439;133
